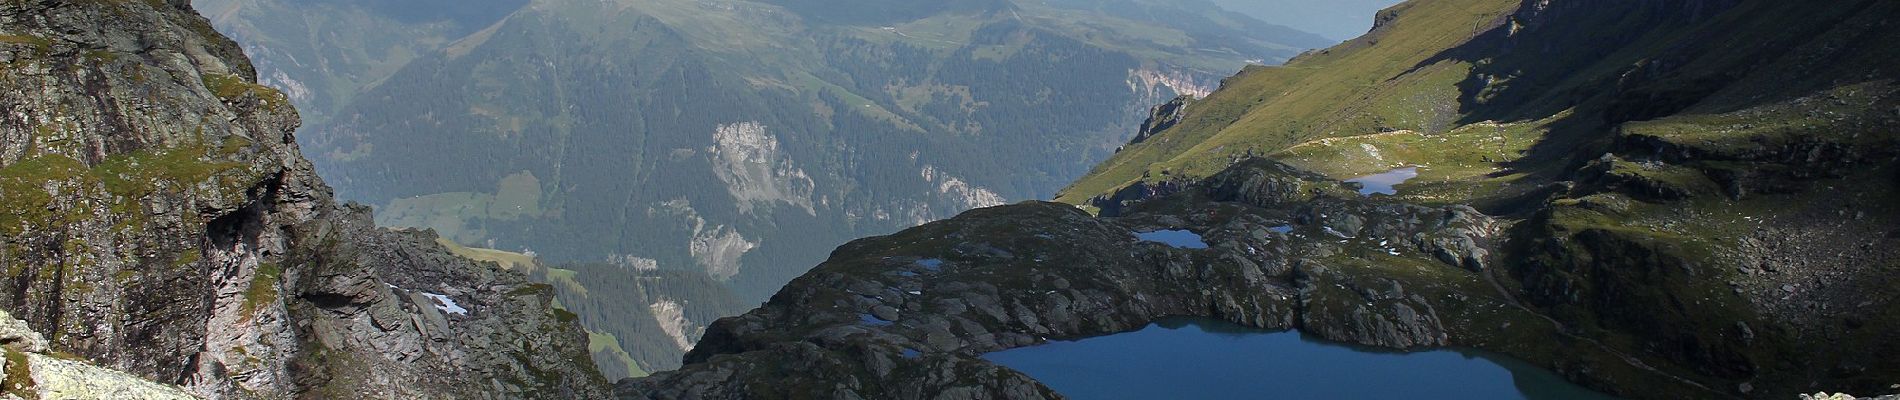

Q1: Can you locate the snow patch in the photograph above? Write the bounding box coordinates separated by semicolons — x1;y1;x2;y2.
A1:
420;292;468;316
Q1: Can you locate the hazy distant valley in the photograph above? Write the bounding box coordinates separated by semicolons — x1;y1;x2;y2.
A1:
193;0;1353;377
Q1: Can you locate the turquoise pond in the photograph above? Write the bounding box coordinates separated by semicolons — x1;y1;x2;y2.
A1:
983;318;1621;400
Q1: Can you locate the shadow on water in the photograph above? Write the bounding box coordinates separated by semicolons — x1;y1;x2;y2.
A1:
987;317;1621;400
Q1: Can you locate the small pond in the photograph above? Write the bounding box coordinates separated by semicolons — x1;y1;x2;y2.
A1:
1346;166;1420;196
1136;230;1209;249
983;318;1620;400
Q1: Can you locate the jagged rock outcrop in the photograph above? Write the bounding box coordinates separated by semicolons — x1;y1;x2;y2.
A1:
1082;179;1186;217
1125;95;1192;147
0;0;607;398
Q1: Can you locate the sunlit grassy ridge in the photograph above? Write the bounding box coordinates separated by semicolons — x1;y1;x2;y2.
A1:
1063;0;1900;207
1060;0;1517;202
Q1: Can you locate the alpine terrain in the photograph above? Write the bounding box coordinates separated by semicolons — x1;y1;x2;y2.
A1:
619;0;1900;398
194;0;1337;377
6;0;1897;399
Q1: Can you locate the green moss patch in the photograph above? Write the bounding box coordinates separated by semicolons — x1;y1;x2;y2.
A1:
201;73;289;111
586;330;647;378
2;349;35;399
0;33;52;56
239;263;283;320
95;142;246;198
0;155;91;237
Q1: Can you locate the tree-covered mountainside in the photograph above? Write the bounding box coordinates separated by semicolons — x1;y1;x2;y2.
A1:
301;0;1328;299
622;0;1900;398
192;0;527;124
199;0;1335;378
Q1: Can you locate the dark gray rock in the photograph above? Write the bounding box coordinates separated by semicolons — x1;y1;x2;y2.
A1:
620;163;1506;399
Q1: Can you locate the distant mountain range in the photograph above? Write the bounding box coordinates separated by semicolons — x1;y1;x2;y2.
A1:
1206;0;1404;41
196;0;1336;378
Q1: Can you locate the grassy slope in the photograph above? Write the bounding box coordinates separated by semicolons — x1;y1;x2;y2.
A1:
433;238;537;271
1061;0;1900;205
588;330;649;378
1059;0;1517;202
378;171;544;244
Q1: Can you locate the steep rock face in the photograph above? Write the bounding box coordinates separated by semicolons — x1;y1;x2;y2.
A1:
1125;95;1191;147
0;1;606;398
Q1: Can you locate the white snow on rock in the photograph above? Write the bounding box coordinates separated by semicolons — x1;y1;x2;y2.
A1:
420;292;469;316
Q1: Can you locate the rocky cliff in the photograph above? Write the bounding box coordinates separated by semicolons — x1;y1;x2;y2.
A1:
0;0;606;398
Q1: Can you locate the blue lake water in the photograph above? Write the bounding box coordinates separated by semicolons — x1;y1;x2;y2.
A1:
984;318;1620;400
1347;166;1420;196
1137;230;1209;249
